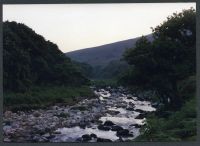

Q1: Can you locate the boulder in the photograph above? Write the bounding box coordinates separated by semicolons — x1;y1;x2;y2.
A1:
90;133;97;138
82;134;92;141
111;125;123;132
98;125;110;131
126;107;135;111
104;121;115;126
33;111;41;117
135;109;145;113
116;129;133;137
127;97;133;99
79;123;86;129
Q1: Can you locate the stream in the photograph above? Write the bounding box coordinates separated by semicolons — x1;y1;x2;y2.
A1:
3;86;156;142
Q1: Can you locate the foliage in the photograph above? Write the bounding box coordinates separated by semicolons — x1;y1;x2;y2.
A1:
135;97;196;141
92;60;130;79
4;85;95;111
3;21;89;93
120;8;196;110
72;61;93;78
91;79;118;88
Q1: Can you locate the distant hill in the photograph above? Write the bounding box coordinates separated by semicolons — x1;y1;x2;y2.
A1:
66;34;153;67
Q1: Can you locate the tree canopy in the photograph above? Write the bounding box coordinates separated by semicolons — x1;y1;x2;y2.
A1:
120;8;196;109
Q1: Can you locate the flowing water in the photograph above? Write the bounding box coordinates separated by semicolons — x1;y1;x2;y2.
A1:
3;86;156;142
50;86;156;142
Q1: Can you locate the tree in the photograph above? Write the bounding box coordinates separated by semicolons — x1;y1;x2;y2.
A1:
121;8;196;110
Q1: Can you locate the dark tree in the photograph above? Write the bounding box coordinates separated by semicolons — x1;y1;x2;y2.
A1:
121;8;196;110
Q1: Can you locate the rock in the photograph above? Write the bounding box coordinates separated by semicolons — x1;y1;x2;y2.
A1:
52;106;59;110
116;103;127;108
3;125;12;135
116;129;133;137
4;138;11;142
90;133;97;138
97;138;112;142
43;133;50;138
98;125;110;131
76;137;82;142
107;110;120;115
126;107;135;111
135;113;146;119
103;121;115;126
4;111;12;118
129;102;135;106
130;124;142;128
33;111;41;117
32;135;49;142
111;125;123;131
115;137;124;142
79;123;86;129
82;134;92;141
4;120;12;126
53;131;61;134
127;97;133;99
135;109;145;113
57;112;69;118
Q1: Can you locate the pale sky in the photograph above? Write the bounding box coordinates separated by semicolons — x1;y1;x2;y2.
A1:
3;3;196;53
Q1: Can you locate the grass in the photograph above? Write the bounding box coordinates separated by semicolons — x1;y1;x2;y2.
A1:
134;75;196;141
135;97;196;141
4;85;96;112
90;79;118;88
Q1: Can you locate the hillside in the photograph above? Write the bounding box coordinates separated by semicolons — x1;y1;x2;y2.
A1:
3;21;89;92
66;35;153;67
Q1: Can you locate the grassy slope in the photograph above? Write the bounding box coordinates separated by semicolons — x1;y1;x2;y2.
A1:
4;86;96;112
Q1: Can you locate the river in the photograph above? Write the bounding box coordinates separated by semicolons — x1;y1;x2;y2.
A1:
3;86;156;142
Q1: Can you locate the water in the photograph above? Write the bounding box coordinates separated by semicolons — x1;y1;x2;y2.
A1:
50;87;156;142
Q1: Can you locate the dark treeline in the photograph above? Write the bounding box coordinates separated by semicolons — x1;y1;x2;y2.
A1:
119;8;196;110
3;21;89;93
73;59;130;80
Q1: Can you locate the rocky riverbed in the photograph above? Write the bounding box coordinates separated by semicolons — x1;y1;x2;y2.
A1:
3;86;156;142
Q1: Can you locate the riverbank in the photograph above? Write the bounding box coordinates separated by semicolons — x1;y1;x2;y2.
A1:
3;86;156;142
135;97;196;141
4;86;95;112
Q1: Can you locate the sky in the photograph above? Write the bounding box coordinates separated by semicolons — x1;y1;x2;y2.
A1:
3;3;196;53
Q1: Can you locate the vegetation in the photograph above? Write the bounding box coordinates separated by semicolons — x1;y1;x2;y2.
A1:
3;21;92;110
91;79;118;88
3;8;196;141
4;86;95;112
135;97;196;141
92;60;130;79
120;8;196;110
3;21;89;93
72;61;93;78
119;8;196;141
